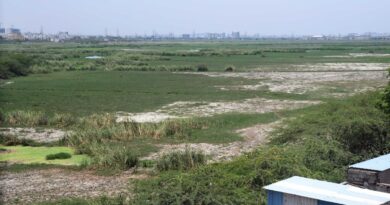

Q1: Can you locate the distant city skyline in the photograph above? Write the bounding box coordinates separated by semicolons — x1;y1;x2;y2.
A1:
1;0;390;36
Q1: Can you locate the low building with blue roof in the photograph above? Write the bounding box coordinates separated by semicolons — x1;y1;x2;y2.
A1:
263;176;390;205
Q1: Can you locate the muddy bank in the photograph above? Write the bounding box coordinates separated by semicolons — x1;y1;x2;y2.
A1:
0;128;68;143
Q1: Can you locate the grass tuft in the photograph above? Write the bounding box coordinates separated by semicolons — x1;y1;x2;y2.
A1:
156;147;206;171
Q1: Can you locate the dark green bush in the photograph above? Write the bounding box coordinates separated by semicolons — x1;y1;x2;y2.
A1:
89;144;139;170
46;152;72;160
196;64;208;72
0;53;34;79
333;118;389;154
225;65;235;72
378;68;390;114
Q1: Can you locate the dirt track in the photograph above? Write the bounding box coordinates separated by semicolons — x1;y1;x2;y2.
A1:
143;121;280;162
0;168;147;204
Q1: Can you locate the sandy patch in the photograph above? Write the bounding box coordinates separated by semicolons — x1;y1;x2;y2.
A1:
116;98;320;123
196;71;387;94
349;53;390;57
143;121;280;162
116;112;179;123
158;98;320;116
0;168;146;204
0;128;68;143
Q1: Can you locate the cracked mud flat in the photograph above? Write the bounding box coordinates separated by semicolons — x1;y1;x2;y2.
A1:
0;168;147;205
0;128;68;143
197;70;387;94
143;121;280;162
116;98;320;123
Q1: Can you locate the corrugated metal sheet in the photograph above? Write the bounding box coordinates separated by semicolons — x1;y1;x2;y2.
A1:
349;154;390;171
284;193;316;205
268;190;283;205
263;176;390;205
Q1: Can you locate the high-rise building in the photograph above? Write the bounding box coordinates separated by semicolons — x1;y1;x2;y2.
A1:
0;23;5;36
232;32;240;39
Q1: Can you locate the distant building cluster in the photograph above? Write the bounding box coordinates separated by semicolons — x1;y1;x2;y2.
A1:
23;31;72;42
0;26;24;41
1;25;390;42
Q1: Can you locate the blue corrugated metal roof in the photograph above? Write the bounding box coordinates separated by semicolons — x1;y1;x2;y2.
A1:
349;153;390;171
263;176;390;205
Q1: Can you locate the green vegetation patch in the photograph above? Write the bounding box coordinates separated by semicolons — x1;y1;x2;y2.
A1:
130;91;390;204
0;71;302;116
46;152;72;160
156;147;206;171
0;146;89;166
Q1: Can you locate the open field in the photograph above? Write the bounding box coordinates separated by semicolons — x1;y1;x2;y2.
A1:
1;40;390;204
2;41;390;73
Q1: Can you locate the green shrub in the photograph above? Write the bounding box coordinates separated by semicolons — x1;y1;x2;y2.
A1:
225;65;235;72
196;64;208;72
225;66;236;72
378;68;390;114
0;53;34;79
5;110;49;126
89;144;139;170
46;152;72;160
333;118;389;154
156;147;206;171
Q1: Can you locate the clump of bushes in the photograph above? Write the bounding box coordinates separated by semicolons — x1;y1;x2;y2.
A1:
89;144;139;170
225;65;235;72
378;68;390;114
196;64;208;72
4;110;49;127
0;53;34;79
156;147;206;171
46;152;72;160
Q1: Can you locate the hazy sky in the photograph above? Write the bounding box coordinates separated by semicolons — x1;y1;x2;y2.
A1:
1;0;389;35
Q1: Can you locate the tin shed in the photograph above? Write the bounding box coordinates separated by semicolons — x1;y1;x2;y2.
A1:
264;176;390;205
348;153;390;193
